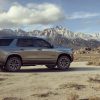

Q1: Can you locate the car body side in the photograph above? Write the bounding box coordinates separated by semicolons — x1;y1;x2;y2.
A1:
0;38;73;66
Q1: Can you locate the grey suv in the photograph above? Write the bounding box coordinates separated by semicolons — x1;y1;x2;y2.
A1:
0;36;73;72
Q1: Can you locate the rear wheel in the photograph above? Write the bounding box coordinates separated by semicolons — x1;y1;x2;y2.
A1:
57;56;70;70
0;66;6;72
5;57;22;72
46;65;56;69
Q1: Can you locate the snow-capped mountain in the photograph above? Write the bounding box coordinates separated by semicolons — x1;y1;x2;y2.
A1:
0;26;100;40
0;29;17;36
92;33;100;40
27;26;100;41
0;26;100;49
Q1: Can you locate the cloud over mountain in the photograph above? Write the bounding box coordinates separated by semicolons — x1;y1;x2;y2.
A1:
0;3;65;28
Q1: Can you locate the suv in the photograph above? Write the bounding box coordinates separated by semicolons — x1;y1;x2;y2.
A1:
0;36;73;72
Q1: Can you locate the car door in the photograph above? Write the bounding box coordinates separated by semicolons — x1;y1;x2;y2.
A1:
16;38;43;64
32;39;58;64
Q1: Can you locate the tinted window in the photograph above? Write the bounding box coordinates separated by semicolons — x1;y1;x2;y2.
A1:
17;38;33;47
33;39;51;48
0;39;13;46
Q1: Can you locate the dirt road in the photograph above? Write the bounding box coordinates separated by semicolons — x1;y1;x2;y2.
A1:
0;62;100;100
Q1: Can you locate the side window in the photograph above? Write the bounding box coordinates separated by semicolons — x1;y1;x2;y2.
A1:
17;38;33;47
33;39;51;48
0;39;13;46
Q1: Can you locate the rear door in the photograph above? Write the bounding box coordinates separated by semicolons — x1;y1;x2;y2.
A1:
16;38;40;64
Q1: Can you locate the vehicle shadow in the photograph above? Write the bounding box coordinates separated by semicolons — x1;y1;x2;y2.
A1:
12;66;100;73
1;66;100;73
69;67;100;72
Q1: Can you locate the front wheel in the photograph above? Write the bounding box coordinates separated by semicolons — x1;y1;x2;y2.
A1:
5;57;22;72
57;56;71;70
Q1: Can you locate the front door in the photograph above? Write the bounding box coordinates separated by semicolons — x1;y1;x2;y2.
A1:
32;39;57;64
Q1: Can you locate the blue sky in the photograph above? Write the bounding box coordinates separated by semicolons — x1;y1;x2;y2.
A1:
0;0;100;33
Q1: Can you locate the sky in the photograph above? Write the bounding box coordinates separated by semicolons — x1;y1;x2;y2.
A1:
0;0;100;33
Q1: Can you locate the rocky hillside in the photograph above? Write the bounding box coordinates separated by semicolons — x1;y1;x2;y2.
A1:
0;26;100;49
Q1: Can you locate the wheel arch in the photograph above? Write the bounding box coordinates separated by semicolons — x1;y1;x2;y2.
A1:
57;53;72;62
6;54;23;65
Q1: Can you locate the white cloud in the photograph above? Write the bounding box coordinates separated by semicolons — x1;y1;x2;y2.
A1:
0;3;65;28
66;12;100;19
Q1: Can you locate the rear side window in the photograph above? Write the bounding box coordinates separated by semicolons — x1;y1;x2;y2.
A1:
0;39;13;46
17;38;33;47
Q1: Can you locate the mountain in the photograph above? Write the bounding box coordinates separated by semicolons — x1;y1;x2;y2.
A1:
0;29;17;37
27;26;100;40
0;26;100;49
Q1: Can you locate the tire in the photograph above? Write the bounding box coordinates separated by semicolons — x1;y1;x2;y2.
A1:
57;56;71;70
5;57;22;72
0;66;6;72
46;65;56;69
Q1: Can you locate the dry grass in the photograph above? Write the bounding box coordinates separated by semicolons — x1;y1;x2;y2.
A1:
88;97;100;100
59;82;86;90
87;61;93;65
67;93;79;100
74;52;100;66
74;47;100;63
74;53;94;62
0;78;7;81
80;97;100;100
67;93;100;100
87;59;100;66
0;78;7;85
2;97;23;100
88;75;100;83
32;91;58;97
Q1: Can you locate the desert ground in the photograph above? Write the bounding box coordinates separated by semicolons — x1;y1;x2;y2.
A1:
0;62;100;100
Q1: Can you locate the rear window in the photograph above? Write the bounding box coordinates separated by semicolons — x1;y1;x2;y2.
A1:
0;39;13;46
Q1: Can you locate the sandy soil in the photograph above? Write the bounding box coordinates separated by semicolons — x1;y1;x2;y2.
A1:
0;62;100;100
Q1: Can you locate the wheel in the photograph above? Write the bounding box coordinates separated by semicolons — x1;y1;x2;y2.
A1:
57;56;71;70
0;66;6;72
46;65;56;69
5;57;22;72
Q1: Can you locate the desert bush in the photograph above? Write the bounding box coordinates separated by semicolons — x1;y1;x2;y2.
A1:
88;75;100;83
32;91;58;97
85;47;91;51
0;78;7;81
87;61;93;65
3;97;23;100
59;83;86;90
87;58;100;66
80;97;100;100
67;93;79;100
